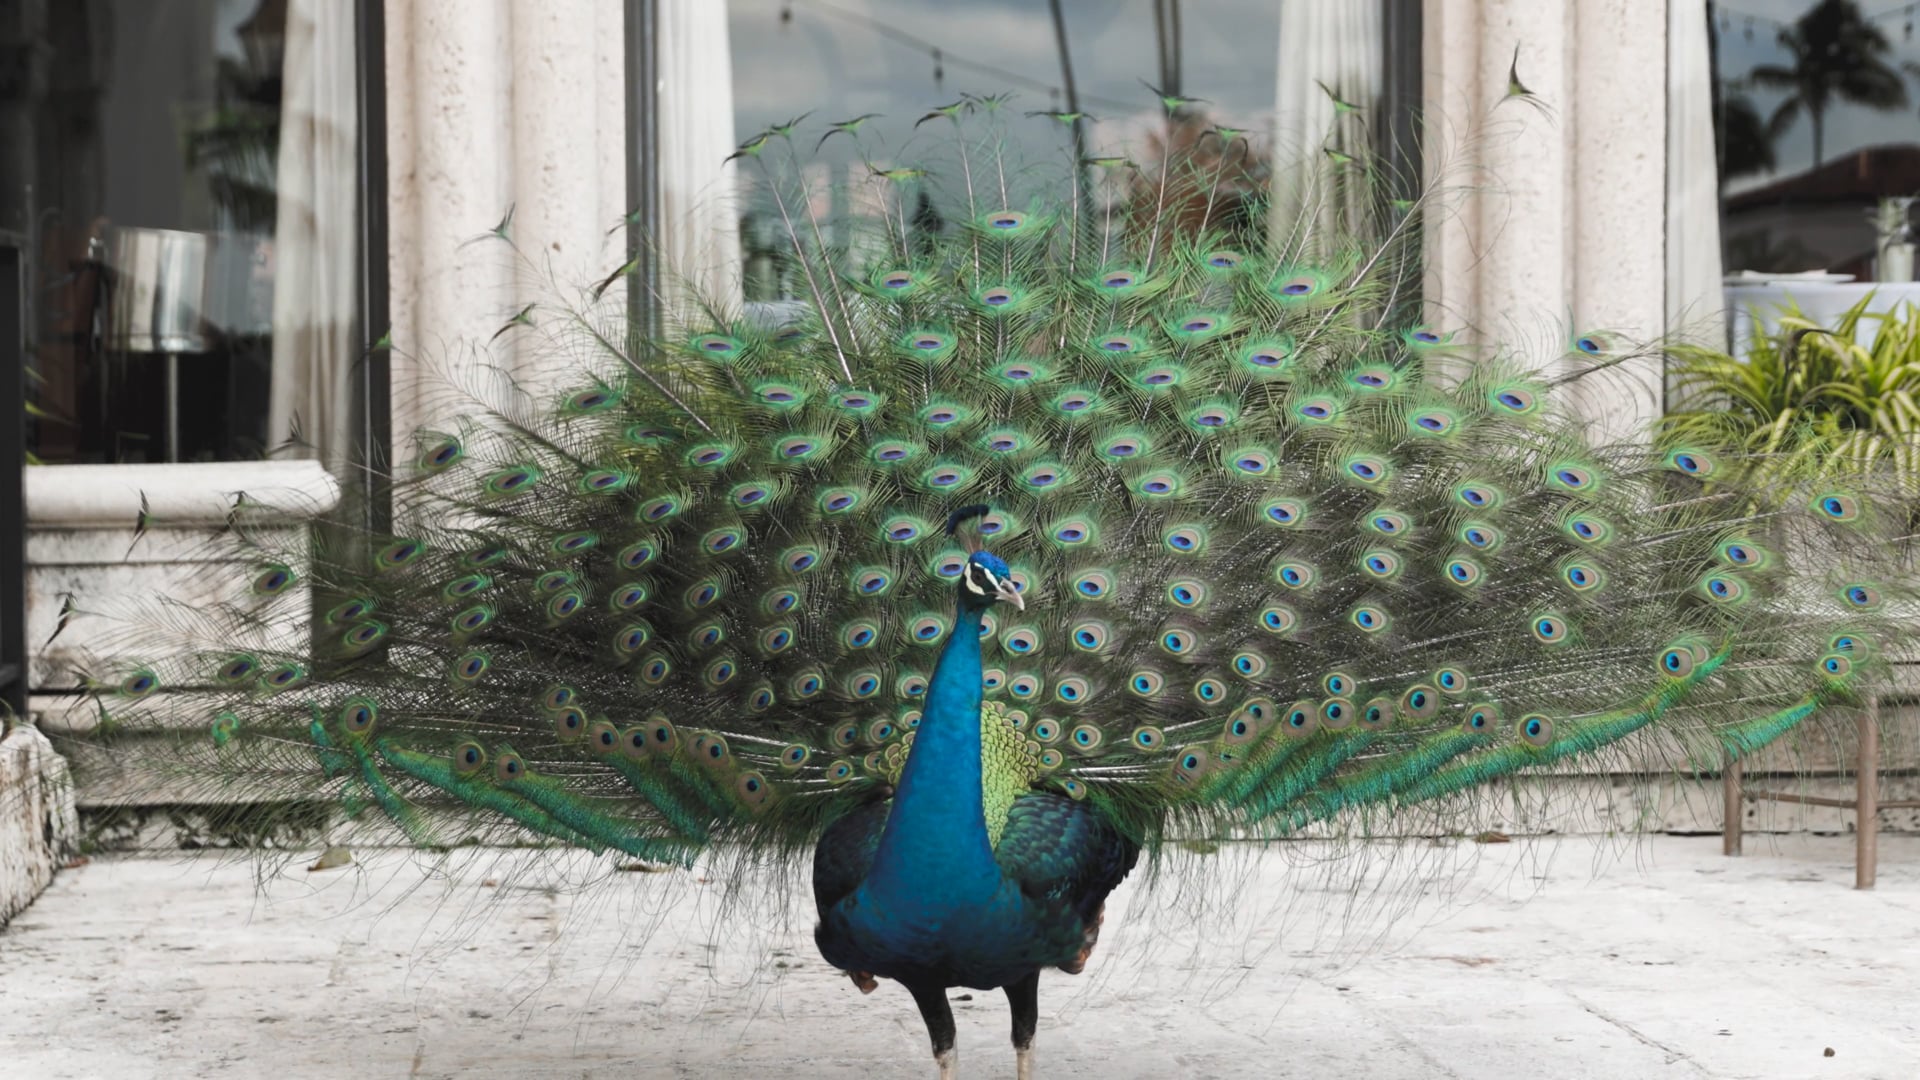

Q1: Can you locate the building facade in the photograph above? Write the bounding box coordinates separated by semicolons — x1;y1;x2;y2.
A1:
4;0;1918;890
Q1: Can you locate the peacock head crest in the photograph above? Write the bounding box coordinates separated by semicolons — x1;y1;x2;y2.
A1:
947;504;1024;612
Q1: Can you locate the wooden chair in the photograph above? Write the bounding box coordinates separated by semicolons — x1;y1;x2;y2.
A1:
1723;697;1919;889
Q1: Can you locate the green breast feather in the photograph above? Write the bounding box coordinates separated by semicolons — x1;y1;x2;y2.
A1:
879;700;1040;848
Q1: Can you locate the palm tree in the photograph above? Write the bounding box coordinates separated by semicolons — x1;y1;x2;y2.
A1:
1750;0;1908;168
1718;92;1777;180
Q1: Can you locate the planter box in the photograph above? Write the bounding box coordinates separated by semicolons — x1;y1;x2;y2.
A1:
23;461;340;824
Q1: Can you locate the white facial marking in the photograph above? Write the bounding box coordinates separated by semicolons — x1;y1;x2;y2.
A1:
965;562;999;596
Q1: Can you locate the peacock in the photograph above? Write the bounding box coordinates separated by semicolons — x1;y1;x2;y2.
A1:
72;89;1919;1079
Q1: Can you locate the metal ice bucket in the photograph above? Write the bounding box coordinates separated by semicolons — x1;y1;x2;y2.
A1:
104;226;214;354
100;226;273;459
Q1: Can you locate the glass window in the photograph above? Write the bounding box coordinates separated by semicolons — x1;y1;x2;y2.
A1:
1710;0;1920;280
725;0;1411;304
3;0;364;467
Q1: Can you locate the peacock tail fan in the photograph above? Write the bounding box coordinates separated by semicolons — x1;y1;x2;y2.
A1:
55;93;1920;873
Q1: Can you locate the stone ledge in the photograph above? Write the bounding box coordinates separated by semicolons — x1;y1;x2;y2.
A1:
0;724;78;926
25;460;341;528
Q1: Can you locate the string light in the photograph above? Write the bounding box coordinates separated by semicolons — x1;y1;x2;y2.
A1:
779;0;1137;112
1716;0;1920;32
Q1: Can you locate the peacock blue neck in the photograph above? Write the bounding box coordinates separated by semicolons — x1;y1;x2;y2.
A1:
863;599;1003;907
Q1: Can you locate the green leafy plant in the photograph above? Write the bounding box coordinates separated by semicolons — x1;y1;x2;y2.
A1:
1662;296;1920;487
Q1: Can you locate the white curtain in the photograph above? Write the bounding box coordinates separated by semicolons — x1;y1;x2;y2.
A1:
1665;0;1726;349
657;0;742;314
269;0;358;473
1268;0;1381;258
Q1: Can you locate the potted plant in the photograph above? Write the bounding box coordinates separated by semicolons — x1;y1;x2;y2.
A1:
1663;296;1920;490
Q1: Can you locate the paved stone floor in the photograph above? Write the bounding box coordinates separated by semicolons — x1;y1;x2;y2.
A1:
2;834;1917;1079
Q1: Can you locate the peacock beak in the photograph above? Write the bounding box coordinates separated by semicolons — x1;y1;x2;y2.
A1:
995;579;1025;611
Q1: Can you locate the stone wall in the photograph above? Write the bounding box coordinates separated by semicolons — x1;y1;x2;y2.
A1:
18;461;339;863
0;724;76;926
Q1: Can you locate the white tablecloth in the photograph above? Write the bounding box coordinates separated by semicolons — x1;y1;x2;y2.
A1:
1724;282;1920;357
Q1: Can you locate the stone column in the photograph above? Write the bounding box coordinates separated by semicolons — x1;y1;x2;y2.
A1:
1422;0;1669;440
383;0;628;448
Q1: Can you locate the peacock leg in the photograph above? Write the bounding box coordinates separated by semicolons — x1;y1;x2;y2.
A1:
1005;970;1040;1080
905;980;958;1079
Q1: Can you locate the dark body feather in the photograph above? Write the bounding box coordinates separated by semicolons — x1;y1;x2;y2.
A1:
813;790;1139;987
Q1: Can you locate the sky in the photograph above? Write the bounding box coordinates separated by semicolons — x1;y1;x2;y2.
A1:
728;0;1288;173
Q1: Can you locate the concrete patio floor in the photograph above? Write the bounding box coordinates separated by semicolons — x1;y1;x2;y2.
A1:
2;834;1917;1079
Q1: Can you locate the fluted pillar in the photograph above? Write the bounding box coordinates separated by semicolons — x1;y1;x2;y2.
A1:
1422;0;1670;440
384;0;628;447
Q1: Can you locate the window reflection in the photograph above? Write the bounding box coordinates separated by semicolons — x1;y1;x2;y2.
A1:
4;0;358;466
728;0;1395;303
1711;0;1920;279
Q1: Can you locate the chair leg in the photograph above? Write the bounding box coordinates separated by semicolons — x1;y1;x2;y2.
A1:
1857;700;1879;891
1722;750;1743;857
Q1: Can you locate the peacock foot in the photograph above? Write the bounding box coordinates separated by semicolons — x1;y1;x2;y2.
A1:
847;969;878;994
934;1046;958;1080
